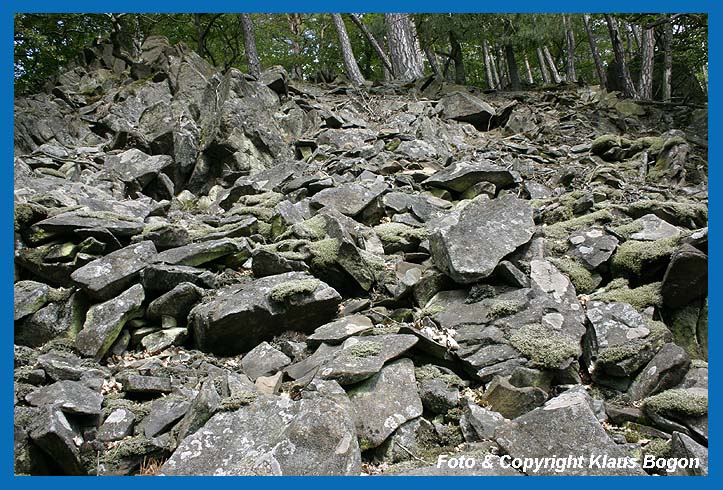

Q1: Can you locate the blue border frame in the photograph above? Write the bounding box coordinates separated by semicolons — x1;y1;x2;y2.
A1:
2;1;717;487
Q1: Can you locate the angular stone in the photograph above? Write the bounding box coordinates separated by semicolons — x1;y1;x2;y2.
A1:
155;238;247;267
481;376;547;419
307;315;373;346
14;280;51;321
139;396;191;438
422;160;519;193
568;228;619;269
661;244;708;308
629;214;681;241
117;373;172;394
376;417;437;463
32;209;144;239
29;407;85;475
140;263;216;293
161;392;361;475
70;241;156;301
669;432;708;476
25;380;103;416
105;149;173;189
429;195;534;284
348;358;423;450
310;182;387;217
191;272;341;355
146;282;203;321
495;390;646;475
140;327;188;354
629;343;690;401
438;91;496;130
74;284;145;359
460;399;507;441
584;300;651;370
418;377;459;414
97;408;136;442
175;379;222;441
241;342;292;381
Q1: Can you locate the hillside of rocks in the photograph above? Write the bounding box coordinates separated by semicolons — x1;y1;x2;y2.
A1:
14;36;708;476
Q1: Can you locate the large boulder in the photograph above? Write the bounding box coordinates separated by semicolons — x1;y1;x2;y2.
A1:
429;195;534;284
190;272;341;355
438;91;496;130
422;160;520;193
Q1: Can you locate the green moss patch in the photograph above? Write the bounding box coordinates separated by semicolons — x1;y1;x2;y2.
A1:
268;278;321;303
643;389;708;417
510;324;581;369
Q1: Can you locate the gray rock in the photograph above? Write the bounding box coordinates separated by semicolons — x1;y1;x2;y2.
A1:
70;241;157;301
419;378;459;414
307;315;373;346
14;280;51;321
15;293;85;348
140;327;188;354
669;432;708;476
460;399;507;441
97;408;136;442
481;376;547;419
629;214;681;241
139;396;191;437
376;417;437;463
74;284;145;359
29;406;85;475
191;272;341;355
429;195;534;284
155;238;247;267
175;378;222;441
629;343;690;401
423;160;519;193
310;181;387;217
241;342;292;381
32;209;144;239
140;263;216;293
348;358;423;450
146;282;203;322
568;228;619;269
105;149;173;190
662;244;708;308
117;373;172;394
495;390;646;475
25;380;103;416
161;392;361;475
438;91;496;130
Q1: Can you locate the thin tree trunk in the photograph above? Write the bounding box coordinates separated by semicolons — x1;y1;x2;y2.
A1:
449;30;465;84
662;16;673;101
505;44;520;90
638;27;655;100
331;14;365;85
409;17;426;73
240;14;261;78
384;13;424;81
537;47;551;84
423;44;441;77
348;14;394;76
543;45;562;83
524;53;534;84
286;13;303;79
483;40;496;89
194;14;204;57
497;45;509;87
583;14;607;87
563;14;577;82
605;14;638;98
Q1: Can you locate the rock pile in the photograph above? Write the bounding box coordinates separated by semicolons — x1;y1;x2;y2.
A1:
14;37;708;476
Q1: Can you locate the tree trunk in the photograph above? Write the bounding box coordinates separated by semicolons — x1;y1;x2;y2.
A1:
497;45;509;87
662;16;673;101
194;14;204;57
449;30;465;84
638;27;655;100
562;14;577;82
537;47;551;84
240;14;261;78
423;43;442;77
384;13;424;81
349;14;394;77
483;40;496;89
286;14;303;79
331;14;365;85
408;17;426;72
505;44;520;90
543;45;562;83
605;14;638;98
583;14;607;87
524;53;534;84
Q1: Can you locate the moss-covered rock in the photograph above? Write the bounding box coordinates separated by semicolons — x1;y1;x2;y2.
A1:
643;388;708;418
373;222;427;253
509;324;581;369
591;281;663;311
268;278;321;303
611;236;678;277
549;257;600;294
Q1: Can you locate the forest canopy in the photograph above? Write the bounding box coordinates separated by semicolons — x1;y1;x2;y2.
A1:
14;13;708;101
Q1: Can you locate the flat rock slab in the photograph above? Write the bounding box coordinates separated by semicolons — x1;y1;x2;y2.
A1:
429;195;534;284
438;91;496;130
307;315;373;346
423;160;519;193
241;342;292;381
495;391;646;475
117;373;172;394
569;228;619;269
630;214;681;241
310;182;387;217
74;284;145;359
14;280;51;321
191;272;341;355
105;149;173;188
629;343;690;401
155;238;247;267
139;396;191;437
70;241;157;300
161;393;361;476
32;209;145;239
586;301;651;351
25;380;103;416
348;358;423;450
97;408;136;442
29;407;85;475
